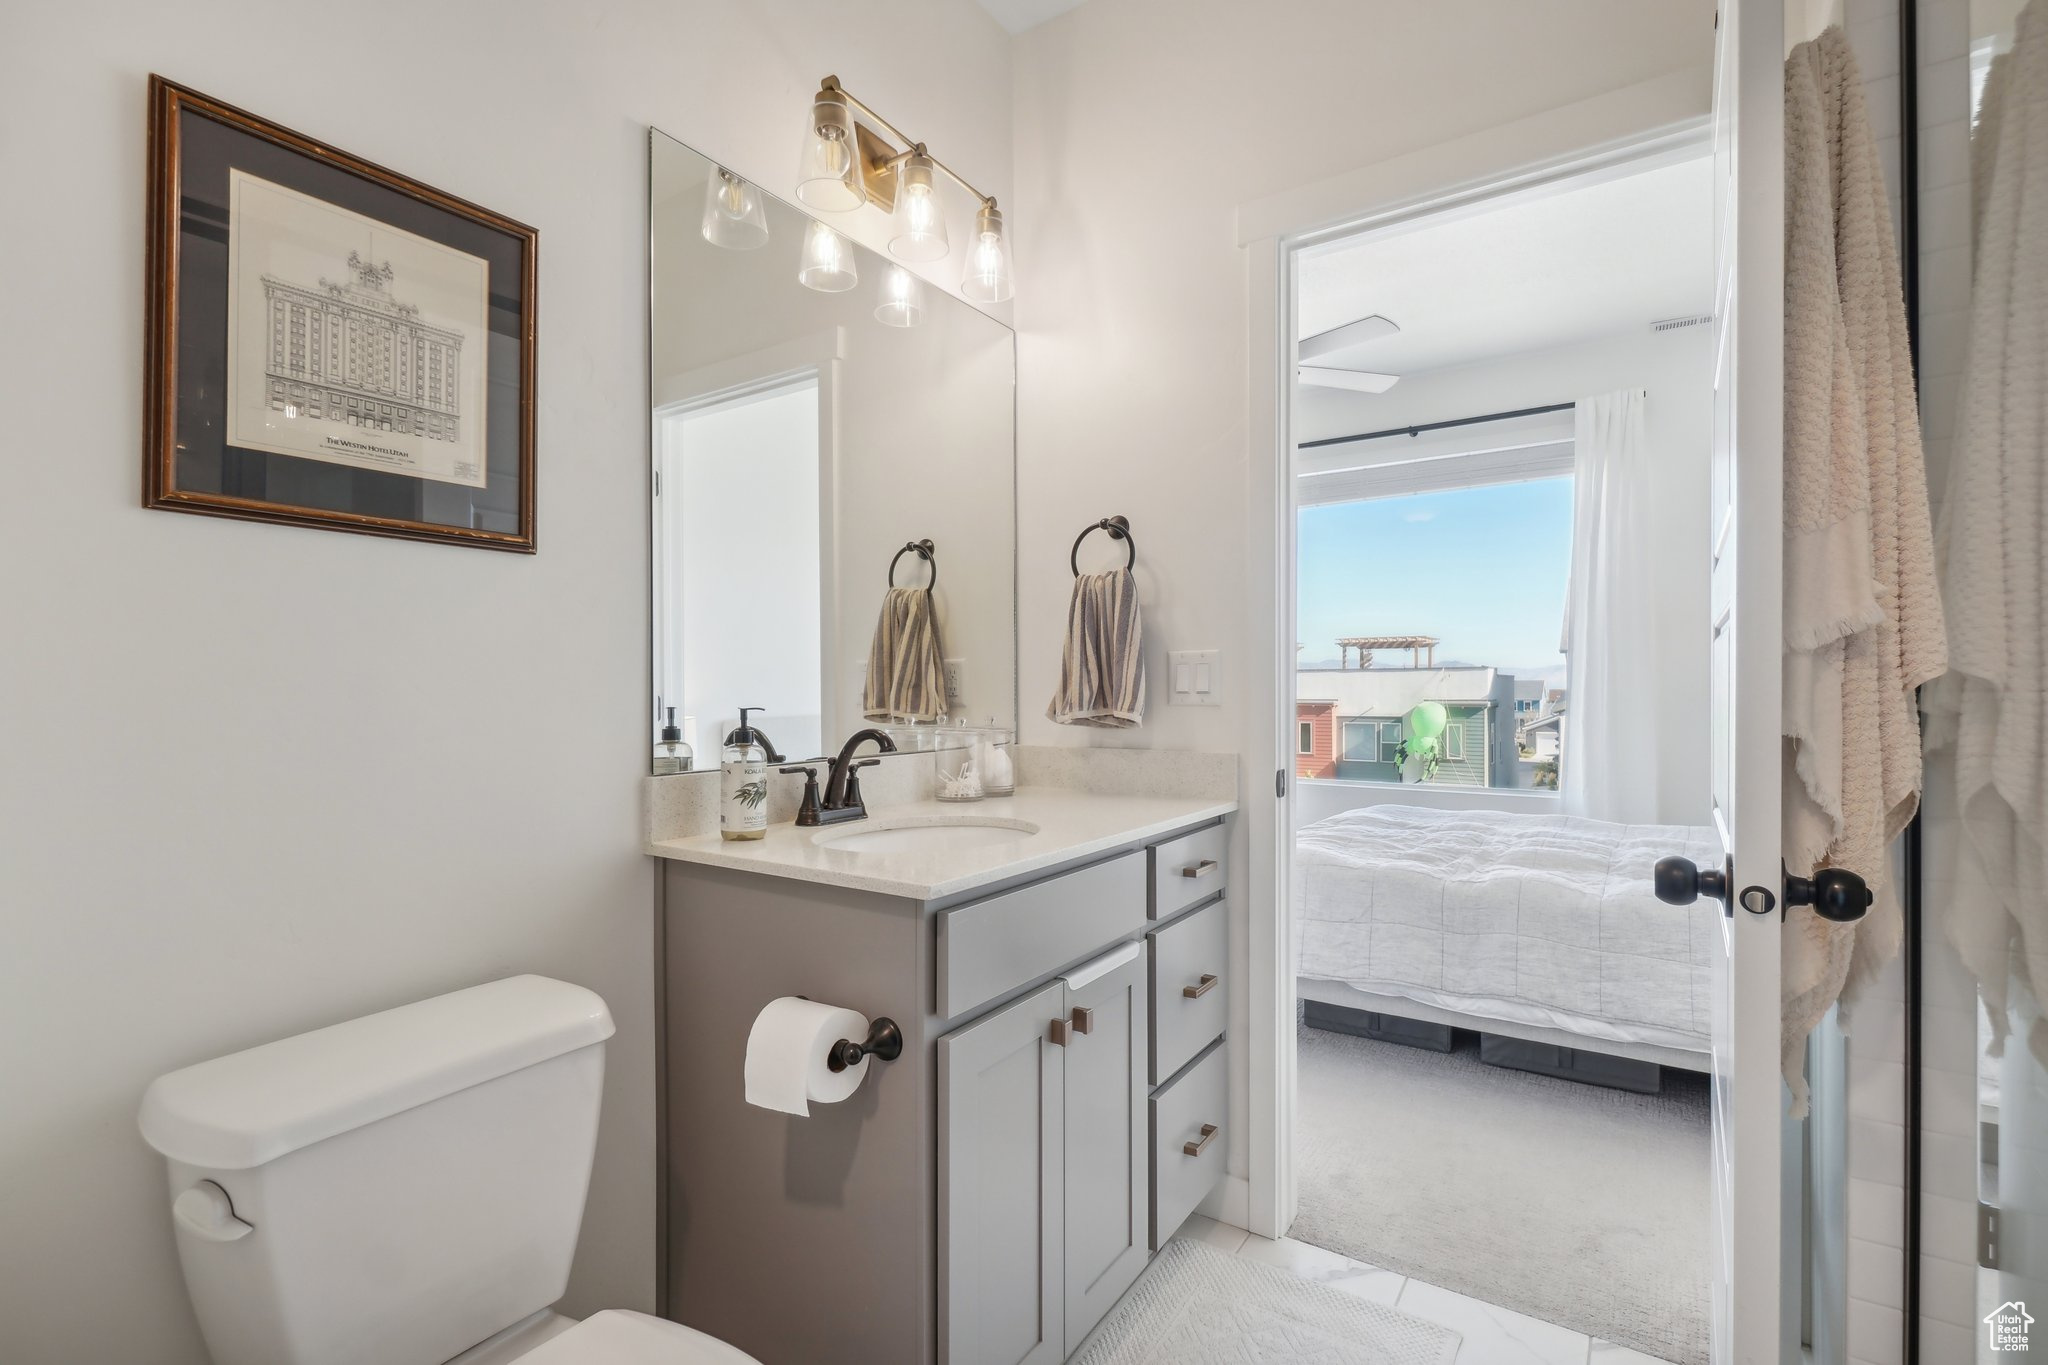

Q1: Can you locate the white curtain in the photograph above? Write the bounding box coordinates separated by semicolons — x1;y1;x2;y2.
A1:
1561;389;1661;821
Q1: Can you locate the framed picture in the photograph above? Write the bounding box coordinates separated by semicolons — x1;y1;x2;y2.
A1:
145;76;537;551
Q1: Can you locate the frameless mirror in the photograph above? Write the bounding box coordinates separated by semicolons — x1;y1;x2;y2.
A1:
648;129;1017;777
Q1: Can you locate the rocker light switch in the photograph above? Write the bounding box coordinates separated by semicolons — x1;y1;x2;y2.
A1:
1169;650;1220;706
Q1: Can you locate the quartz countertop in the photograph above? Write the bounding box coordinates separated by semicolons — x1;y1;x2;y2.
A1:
645;786;1236;901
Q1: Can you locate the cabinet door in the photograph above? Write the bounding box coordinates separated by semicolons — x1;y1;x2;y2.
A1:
1061;948;1150;1355
938;979;1065;1365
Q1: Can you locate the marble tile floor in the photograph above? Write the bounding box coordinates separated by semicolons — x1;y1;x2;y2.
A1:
1176;1215;1682;1365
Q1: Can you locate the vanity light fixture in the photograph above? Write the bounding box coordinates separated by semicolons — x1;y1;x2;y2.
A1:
875;265;926;328
701;168;768;250
799;76;1014;298
798;219;858;292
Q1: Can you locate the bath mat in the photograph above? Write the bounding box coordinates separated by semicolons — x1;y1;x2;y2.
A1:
1069;1237;1460;1365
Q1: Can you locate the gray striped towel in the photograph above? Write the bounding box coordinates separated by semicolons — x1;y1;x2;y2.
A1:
1047;569;1146;728
863;587;948;722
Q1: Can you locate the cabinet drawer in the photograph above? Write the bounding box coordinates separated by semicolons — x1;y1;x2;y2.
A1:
1148;822;1227;920
1148;900;1227;1085
937;851;1146;1020
1149;1039;1227;1249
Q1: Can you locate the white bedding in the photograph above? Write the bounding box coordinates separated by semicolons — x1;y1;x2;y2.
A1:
1295;805;1723;1055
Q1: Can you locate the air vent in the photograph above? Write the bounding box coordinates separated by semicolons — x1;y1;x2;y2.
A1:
1651;314;1714;332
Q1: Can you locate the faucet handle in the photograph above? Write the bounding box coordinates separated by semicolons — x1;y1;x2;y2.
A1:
779;766;822;825
845;757;884;808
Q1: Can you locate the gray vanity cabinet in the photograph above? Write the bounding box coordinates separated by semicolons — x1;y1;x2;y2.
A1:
937;980;1065;1365
660;815;1230;1365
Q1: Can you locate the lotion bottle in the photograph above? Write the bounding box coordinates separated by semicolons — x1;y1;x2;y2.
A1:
721;707;770;841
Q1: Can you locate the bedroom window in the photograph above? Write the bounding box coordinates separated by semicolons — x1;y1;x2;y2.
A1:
1299;721;1315;755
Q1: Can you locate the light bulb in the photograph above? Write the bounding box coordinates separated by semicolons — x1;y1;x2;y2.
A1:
798;219;858;293
700;168;767;250
875;264;925;327
960;201;1013;303
797;88;866;212
888;152;949;262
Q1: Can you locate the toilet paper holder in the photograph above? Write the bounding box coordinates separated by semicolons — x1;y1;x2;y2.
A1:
826;1017;903;1073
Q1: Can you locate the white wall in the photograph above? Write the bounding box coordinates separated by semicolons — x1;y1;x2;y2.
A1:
1009;0;1716;1202
0;3;1009;1362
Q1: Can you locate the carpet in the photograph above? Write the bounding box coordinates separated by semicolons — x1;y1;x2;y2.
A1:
1291;1022;1710;1364
1069;1238;1460;1365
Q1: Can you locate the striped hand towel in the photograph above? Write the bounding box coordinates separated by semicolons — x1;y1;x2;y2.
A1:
863;587;948;722
1047;569;1146;728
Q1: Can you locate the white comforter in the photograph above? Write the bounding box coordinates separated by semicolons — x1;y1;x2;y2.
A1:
1295;806;1723;1054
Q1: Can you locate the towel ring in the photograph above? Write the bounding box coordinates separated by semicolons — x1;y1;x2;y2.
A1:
1070;516;1135;577
889;539;937;592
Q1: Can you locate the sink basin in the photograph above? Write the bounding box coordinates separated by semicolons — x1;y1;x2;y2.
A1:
813;818;1040;854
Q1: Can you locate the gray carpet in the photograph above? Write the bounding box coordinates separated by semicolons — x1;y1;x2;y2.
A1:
1071;1238;1460;1365
1291;1021;1710;1364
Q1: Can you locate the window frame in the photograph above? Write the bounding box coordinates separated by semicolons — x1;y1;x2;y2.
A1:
1340;719;1378;763
1378;723;1401;764
1297;720;1315;755
1444;722;1465;762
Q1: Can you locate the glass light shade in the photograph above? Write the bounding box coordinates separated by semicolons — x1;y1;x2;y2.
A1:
888;153;949;262
797;219;858;293
875;265;926;328
700;169;768;250
796;89;866;211
960;202;1014;303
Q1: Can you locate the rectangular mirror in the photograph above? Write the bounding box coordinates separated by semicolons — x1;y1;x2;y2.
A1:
648;129;1017;776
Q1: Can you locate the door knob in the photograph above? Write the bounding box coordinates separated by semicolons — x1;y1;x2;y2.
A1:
1654;855;1731;908
1786;866;1872;923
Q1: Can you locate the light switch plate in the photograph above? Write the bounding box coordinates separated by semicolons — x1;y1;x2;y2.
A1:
943;659;965;709
1168;650;1221;706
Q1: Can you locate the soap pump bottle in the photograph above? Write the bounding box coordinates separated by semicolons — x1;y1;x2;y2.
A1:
720;707;770;841
653;707;694;775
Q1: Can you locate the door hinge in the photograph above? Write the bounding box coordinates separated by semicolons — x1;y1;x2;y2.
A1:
1275;768;1287;798
1980;1200;2001;1270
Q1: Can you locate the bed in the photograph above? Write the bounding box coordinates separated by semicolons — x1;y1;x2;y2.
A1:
1295;804;1722;1072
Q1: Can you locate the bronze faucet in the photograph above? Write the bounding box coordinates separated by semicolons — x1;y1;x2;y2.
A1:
783;728;899;827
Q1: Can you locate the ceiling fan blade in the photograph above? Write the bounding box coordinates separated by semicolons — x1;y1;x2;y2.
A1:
1298;366;1400;394
1299;313;1399;363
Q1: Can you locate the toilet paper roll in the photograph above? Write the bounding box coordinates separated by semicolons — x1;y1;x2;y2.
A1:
744;997;870;1117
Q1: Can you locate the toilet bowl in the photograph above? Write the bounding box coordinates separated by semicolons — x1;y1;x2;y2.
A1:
139;976;762;1365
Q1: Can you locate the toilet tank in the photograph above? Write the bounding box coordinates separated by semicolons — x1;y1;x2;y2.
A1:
139;976;616;1365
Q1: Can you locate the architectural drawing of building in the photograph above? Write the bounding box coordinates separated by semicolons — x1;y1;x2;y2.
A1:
260;252;464;443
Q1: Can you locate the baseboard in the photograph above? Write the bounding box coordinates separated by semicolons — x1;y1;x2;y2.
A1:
1197;1174;1250;1230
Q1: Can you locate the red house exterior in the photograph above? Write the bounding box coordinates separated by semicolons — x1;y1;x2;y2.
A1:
1296;700;1337;779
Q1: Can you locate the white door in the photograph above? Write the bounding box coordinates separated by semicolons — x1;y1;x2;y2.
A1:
1693;1;1789;1359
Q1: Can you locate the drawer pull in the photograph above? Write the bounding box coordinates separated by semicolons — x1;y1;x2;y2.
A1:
1183;1123;1220;1158
1049;1018;1070;1047
1070;1006;1095;1036
1182;973;1220;1000
1180;860;1219;880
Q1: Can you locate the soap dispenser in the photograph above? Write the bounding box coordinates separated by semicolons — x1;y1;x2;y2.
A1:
720;707;771;841
653;707;694;775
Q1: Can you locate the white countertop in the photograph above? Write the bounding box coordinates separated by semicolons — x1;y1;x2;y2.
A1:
645;786;1236;901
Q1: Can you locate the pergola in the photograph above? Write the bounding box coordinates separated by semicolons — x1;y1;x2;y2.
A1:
1335;635;1439;669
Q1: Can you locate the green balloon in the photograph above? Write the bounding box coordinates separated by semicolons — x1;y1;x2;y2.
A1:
1404;701;1448;739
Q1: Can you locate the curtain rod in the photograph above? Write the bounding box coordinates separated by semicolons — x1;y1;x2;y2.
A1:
1297;401;1576;450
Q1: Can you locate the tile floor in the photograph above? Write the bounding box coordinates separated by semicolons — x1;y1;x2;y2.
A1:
1177;1215;1682;1365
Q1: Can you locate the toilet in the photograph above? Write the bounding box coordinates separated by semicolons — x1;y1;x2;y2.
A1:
139;975;760;1365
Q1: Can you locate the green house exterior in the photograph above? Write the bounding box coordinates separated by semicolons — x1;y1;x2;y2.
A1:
1333;703;1493;786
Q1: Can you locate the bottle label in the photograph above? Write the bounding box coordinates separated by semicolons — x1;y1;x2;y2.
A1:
722;759;769;831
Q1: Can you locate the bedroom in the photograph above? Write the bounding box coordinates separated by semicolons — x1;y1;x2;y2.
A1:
1282;145;1721;1365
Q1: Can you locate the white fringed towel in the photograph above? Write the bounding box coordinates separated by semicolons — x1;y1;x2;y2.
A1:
1047;568;1146;728
1779;27;1950;1115
1924;7;2048;1067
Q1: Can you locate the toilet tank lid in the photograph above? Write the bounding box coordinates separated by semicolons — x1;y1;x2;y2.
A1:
139;976;615;1170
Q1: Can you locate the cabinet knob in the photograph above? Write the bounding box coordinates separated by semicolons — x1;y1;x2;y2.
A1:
1069;1006;1094;1035
1182;1123;1220;1158
1182;973;1219;1000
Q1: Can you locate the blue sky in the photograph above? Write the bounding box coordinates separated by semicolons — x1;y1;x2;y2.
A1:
1297;476;1575;680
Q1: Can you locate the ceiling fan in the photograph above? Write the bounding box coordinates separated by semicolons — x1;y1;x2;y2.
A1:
1298;313;1400;393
